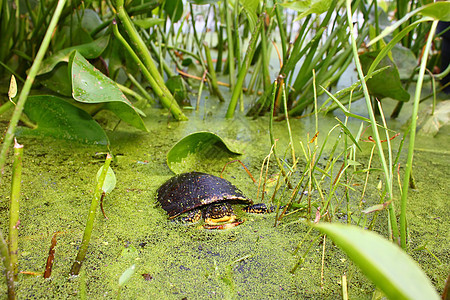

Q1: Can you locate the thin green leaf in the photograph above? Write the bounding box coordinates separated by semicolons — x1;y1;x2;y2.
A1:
8;75;17;99
240;0;259;31
367;19;429;75
334;117;362;151
362;201;392;214
96;166;116;194
368;2;450;47
320;87;371;122
314;223;440;300
118;264;136;287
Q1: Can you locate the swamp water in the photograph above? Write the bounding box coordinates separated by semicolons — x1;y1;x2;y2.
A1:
0;96;449;299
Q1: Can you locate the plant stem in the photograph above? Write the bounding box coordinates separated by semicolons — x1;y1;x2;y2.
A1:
0;230;15;299
224;0;235;89
225;16;262;118
274;1;287;61
204;42;225;102
345;0;399;240
70;154;112;276
114;0;187;121
399;21;438;250
0;0;66;178
112;21;184;120
9;139;23;279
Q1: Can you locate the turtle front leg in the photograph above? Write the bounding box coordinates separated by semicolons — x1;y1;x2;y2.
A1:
243;203;276;214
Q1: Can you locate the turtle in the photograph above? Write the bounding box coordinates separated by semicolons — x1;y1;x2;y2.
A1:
156;171;273;229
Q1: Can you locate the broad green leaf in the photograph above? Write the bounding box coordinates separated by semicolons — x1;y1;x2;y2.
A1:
240;0;259;31
167;132;242;174
96;166;116;194
70;51;148;132
314;223;440;300
280;0;333;21
164;0;183;23
38;35;109;75
118;264;136;287
417;100;450;136
39;64;73;96
360;50;410;102
67;25;93;46
166;75;188;103
187;0;219;4
17;95;109;146
391;45;417;79
419;2;450;21
70;9;104;33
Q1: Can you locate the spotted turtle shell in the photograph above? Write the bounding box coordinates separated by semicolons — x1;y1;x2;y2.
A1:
157;172;253;219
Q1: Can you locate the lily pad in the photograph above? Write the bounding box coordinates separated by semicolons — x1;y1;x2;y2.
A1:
167;132;242;174
314;223;440;300
70;51;147;131
17;95;109;146
360;50;410;102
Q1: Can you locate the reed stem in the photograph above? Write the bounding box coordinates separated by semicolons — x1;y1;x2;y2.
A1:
0;230;15;299
399;21;438;249
346;0;399;240
9;139;23;279
114;0;187;121
70;154;112;276
226;16;262;118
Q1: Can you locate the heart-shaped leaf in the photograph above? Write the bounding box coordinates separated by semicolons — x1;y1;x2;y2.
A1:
17;95;109;146
70;51;147;131
167;131;242;174
38;35;109;76
360;50;410;102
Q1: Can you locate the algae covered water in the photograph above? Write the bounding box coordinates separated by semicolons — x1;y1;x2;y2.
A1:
0;100;449;299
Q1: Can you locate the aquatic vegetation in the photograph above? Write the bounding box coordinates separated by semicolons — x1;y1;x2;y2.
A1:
0;0;449;298
70;154;113;276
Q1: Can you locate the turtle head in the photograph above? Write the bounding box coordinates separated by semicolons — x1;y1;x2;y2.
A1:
203;202;237;225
